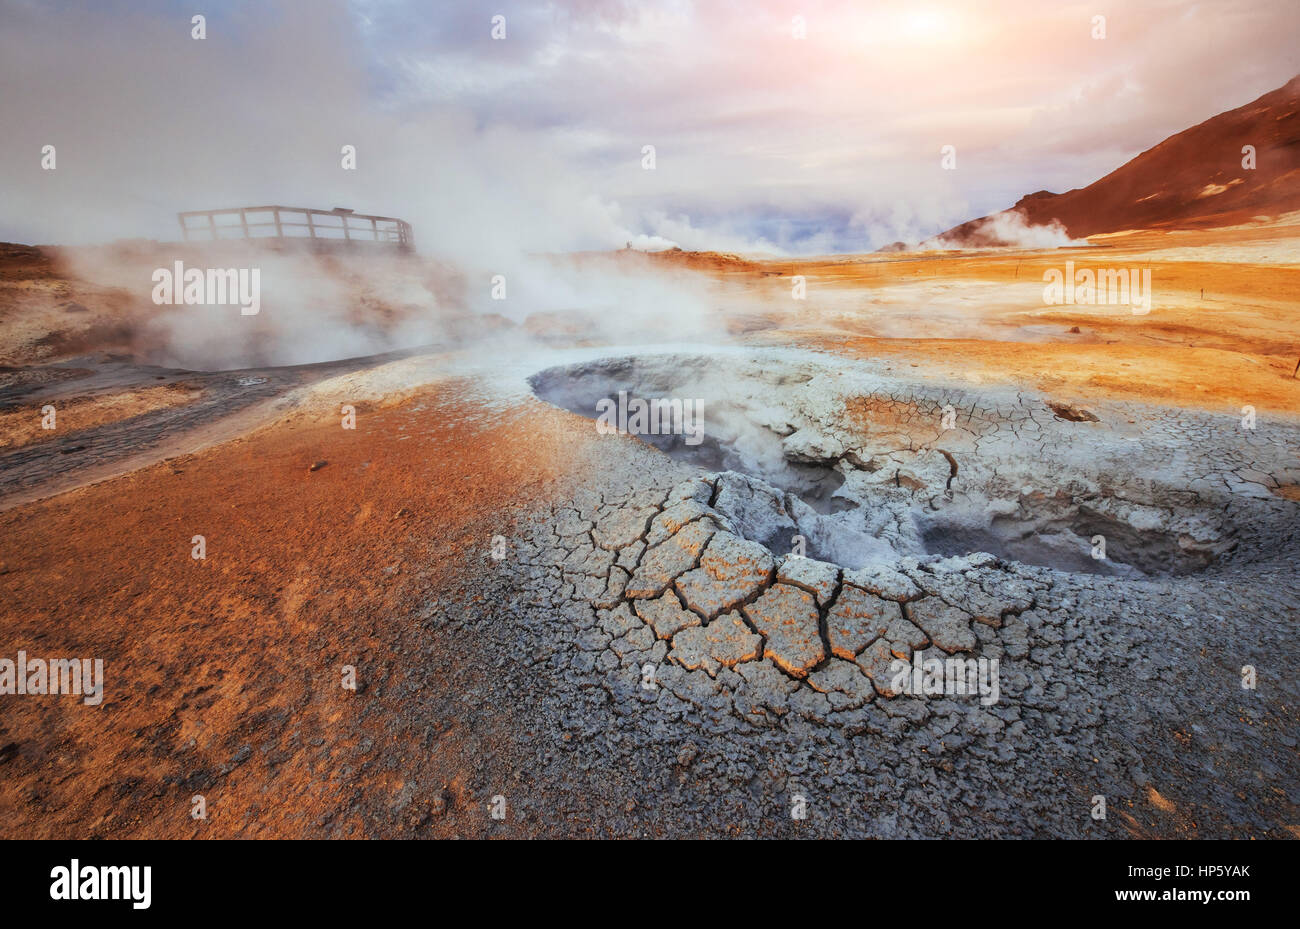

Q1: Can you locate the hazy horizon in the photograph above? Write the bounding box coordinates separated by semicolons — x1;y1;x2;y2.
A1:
2;0;1298;257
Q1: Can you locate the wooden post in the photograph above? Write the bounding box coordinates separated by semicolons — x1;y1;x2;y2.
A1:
305;210;315;239
371;217;378;242
179;216;190;241
341;214;351;241
208;213;217;240
239;208;249;240
273;208;283;239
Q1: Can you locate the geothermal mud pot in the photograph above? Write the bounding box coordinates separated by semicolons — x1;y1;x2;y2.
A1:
457;348;1299;836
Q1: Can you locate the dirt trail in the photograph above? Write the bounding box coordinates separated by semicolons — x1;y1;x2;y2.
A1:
0;349;425;510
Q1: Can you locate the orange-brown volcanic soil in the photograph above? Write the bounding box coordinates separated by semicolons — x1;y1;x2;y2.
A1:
629;223;1300;415
0;379;589;837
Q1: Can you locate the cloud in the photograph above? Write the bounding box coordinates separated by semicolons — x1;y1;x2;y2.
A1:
2;0;1298;254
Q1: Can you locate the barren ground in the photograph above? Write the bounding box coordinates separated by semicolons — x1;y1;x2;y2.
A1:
1;225;1297;837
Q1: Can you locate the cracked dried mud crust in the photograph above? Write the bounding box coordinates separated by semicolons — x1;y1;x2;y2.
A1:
489;349;1300;836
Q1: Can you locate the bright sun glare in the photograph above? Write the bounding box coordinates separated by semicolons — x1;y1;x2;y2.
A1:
900;7;954;40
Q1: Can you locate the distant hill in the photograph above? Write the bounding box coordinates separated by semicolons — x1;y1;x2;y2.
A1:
939;74;1300;245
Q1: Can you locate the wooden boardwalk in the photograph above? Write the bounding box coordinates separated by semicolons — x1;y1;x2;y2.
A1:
177;206;413;250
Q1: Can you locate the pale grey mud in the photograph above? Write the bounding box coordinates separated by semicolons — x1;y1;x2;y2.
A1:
425;348;1299;837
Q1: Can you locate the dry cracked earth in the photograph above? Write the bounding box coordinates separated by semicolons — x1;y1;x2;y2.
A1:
467;348;1298;837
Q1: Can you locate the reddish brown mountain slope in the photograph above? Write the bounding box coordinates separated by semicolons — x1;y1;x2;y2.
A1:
943;75;1300;244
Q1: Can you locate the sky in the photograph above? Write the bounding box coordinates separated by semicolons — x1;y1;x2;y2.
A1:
1;0;1298;256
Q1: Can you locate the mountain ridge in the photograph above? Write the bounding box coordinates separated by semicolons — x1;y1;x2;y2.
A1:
939;74;1300;245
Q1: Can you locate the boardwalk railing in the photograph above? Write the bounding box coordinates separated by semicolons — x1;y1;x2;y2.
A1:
177;206;413;250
